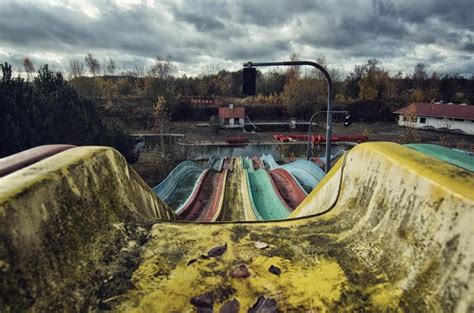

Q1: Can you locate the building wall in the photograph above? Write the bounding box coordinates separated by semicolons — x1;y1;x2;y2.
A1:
397;115;474;135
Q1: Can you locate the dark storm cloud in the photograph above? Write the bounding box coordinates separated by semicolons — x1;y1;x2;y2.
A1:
0;0;472;76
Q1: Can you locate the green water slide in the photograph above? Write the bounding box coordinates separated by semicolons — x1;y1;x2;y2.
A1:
405;143;474;172
242;157;254;171
246;169;291;220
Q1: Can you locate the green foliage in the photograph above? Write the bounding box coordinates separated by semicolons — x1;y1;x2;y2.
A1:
0;64;134;159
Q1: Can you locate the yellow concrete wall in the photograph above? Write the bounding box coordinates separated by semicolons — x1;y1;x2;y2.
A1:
0;146;174;311
1;143;473;311
116;142;473;312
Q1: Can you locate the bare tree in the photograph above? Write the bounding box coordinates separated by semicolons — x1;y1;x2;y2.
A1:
153;95;170;156
22;57;35;80
103;57;116;76
413;63;428;81
133;64;145;77
148;55;176;78
286;52;300;82
84;53;100;76
66;59;85;79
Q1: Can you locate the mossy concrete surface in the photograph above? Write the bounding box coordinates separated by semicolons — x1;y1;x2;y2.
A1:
116;142;473;312
0;146;174;311
0;142;473;311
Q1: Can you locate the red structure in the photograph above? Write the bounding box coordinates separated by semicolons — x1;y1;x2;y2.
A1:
273;134;368;144
218;105;245;128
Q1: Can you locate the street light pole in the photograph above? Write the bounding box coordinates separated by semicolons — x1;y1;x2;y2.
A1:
243;61;334;172
306;110;348;162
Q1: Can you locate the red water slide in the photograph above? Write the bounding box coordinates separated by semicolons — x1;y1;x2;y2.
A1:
269;168;307;210
178;170;227;222
0;144;75;177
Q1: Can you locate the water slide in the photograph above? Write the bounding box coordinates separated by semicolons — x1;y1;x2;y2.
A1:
281;159;326;193
261;154;324;194
153;160;206;210
178;168;228;222
242;156;254;171
220;158;257;221
261;153;279;170
0;145;75;177
246;169;291;220
2;143;473;311
261;154;310;198
268;168;307;210
405;143;474;172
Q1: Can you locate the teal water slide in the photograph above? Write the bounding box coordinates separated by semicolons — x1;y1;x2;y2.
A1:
242;157;254;171
261;153;279;170
282;160;326;193
261;154;326;193
405;144;474;172
153;161;206;210
246;168;291;220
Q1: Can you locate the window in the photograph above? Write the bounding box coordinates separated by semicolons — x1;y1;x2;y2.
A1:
419;117;426;124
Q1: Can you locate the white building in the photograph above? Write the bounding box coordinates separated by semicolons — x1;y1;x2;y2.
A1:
394;103;474;135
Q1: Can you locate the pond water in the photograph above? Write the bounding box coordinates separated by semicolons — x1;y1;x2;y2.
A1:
139;135;351;161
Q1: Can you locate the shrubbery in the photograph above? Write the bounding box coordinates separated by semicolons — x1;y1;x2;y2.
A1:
0;63;134;160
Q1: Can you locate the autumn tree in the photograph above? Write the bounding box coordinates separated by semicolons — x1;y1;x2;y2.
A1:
358;59;390;101
66;59;85;79
282;77;325;117
84;53;100;76
398;103;420;143
344;64;366;99
22;57;35;81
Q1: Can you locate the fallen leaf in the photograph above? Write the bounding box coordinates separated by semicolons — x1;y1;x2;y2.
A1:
230;264;250;278
191;292;214;309
219;299;240;313
268;265;281;276
207;243;227;257
248;296;277;313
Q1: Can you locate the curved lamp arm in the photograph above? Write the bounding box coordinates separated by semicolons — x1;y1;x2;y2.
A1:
243;61;333;172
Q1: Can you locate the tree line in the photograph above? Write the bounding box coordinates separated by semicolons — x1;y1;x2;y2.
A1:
12;53;474;124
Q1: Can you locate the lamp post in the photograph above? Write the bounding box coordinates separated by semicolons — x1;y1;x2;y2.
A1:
243;61;334;172
306;110;348;162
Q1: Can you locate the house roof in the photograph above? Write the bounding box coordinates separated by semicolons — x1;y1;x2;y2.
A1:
393;103;474;121
219;107;245;119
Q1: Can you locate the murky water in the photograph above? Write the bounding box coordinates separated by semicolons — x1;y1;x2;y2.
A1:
144;138;350;161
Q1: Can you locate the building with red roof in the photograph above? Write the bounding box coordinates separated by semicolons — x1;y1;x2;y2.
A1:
393;103;474;135
218;104;245;128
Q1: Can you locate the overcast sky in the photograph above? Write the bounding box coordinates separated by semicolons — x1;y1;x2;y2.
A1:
0;0;473;77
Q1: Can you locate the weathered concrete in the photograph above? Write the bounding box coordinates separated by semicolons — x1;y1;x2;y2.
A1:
116;142;473;312
1;142;473;312
0;147;174;311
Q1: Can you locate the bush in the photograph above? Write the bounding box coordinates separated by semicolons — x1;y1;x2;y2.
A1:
0;64;134;159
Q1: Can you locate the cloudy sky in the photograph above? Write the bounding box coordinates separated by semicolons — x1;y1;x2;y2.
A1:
0;0;473;77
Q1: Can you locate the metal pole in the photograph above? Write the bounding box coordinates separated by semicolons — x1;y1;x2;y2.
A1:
306;111;325;161
306;110;348;161
243;61;333;172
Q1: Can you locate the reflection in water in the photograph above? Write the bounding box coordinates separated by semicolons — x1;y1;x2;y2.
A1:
178;143;349;161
